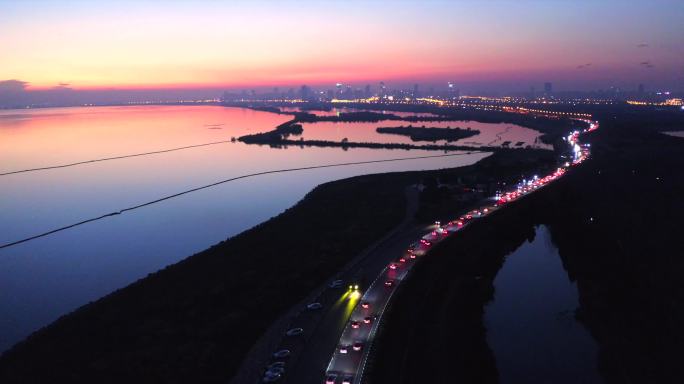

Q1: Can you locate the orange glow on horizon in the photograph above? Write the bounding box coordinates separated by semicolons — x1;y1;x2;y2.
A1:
2;1;682;92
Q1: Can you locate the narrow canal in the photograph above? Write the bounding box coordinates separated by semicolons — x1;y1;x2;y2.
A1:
485;225;603;383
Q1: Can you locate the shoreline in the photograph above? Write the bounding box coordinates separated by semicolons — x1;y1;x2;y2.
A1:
0;147;557;383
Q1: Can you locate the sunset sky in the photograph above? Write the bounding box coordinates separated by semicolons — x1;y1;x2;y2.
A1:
1;0;683;93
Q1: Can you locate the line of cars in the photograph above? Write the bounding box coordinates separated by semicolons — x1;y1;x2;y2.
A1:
324;120;597;384
261;284;340;382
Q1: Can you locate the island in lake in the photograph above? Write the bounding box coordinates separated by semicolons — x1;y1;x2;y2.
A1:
376;125;481;142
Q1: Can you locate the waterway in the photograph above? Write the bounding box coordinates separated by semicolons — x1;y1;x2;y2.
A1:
485;225;602;383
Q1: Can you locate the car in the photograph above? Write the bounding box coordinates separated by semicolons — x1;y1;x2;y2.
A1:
351;321;360;329
384;280;395;287
342;375;353;384
408;253;416;259
306;302;323;310
325;374;338;384
353;342;363;351
420;239;431;246
263;371;282;382
267;366;285;375
273;349;291;359
361;301;370;309
389;263;398;270
363;316;372;324
339;344;349;354
268;361;285;370
398;257;406;263
285;327;303;337
329;280;344;288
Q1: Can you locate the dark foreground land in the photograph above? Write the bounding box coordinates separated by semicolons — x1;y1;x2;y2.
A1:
368;116;684;383
0;148;555;383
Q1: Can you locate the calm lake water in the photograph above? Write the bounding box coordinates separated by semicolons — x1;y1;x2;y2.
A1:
485;225;602;383
0;105;491;352
299;119;549;148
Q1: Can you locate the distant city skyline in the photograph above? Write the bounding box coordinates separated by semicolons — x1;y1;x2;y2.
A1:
1;0;683;105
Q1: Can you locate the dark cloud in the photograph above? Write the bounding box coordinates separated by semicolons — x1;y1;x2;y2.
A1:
0;79;29;92
637;43;649;48
0;80;30;107
53;82;74;91
639;61;655;69
576;63;592;69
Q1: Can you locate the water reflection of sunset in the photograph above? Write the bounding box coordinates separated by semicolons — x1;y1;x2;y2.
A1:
0;106;290;171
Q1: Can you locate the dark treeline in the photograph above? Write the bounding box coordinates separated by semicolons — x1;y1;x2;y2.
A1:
240;136;508;152
369;114;684;383
238;120;303;143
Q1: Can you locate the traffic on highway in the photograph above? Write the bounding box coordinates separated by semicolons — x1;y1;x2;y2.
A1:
260;120;597;384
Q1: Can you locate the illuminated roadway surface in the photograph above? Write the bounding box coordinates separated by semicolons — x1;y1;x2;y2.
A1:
262;120;596;384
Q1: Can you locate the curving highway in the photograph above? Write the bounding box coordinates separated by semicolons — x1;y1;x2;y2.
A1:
258;120;597;384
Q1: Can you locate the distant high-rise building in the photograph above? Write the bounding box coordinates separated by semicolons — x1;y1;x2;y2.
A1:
300;85;310;100
544;82;553;96
447;82;458;99
364;84;371;98
335;83;343;98
379;81;387;98
413;83;419;98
